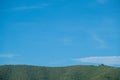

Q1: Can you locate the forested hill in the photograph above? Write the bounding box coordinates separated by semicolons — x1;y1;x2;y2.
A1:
0;65;120;80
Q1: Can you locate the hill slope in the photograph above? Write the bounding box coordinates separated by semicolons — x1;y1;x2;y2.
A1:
0;65;120;80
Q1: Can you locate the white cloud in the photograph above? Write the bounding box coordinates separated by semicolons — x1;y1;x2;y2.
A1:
0;54;16;58
74;56;120;65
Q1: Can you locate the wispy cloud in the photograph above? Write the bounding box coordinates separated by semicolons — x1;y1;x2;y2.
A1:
0;54;16;58
89;31;106;48
73;56;120;65
96;0;107;4
5;4;49;11
14;6;43;11
92;33;106;48
62;37;72;45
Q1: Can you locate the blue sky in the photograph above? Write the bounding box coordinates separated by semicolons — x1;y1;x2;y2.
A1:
0;0;120;66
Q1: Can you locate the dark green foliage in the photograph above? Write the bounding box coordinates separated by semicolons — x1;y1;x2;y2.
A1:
0;65;120;80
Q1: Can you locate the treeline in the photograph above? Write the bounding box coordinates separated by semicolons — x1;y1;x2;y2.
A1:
0;65;120;80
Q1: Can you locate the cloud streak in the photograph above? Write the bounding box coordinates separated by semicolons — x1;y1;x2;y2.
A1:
94;34;105;48
6;4;49;11
96;0;107;4
14;6;43;11
0;54;16;58
61;37;73;45
74;56;120;65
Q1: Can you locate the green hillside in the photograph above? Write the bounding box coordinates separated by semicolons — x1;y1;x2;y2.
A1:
0;65;120;80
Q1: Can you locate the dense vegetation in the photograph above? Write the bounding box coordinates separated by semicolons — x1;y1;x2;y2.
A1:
0;65;120;80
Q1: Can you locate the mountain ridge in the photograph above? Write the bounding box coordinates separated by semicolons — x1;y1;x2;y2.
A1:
0;64;120;80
